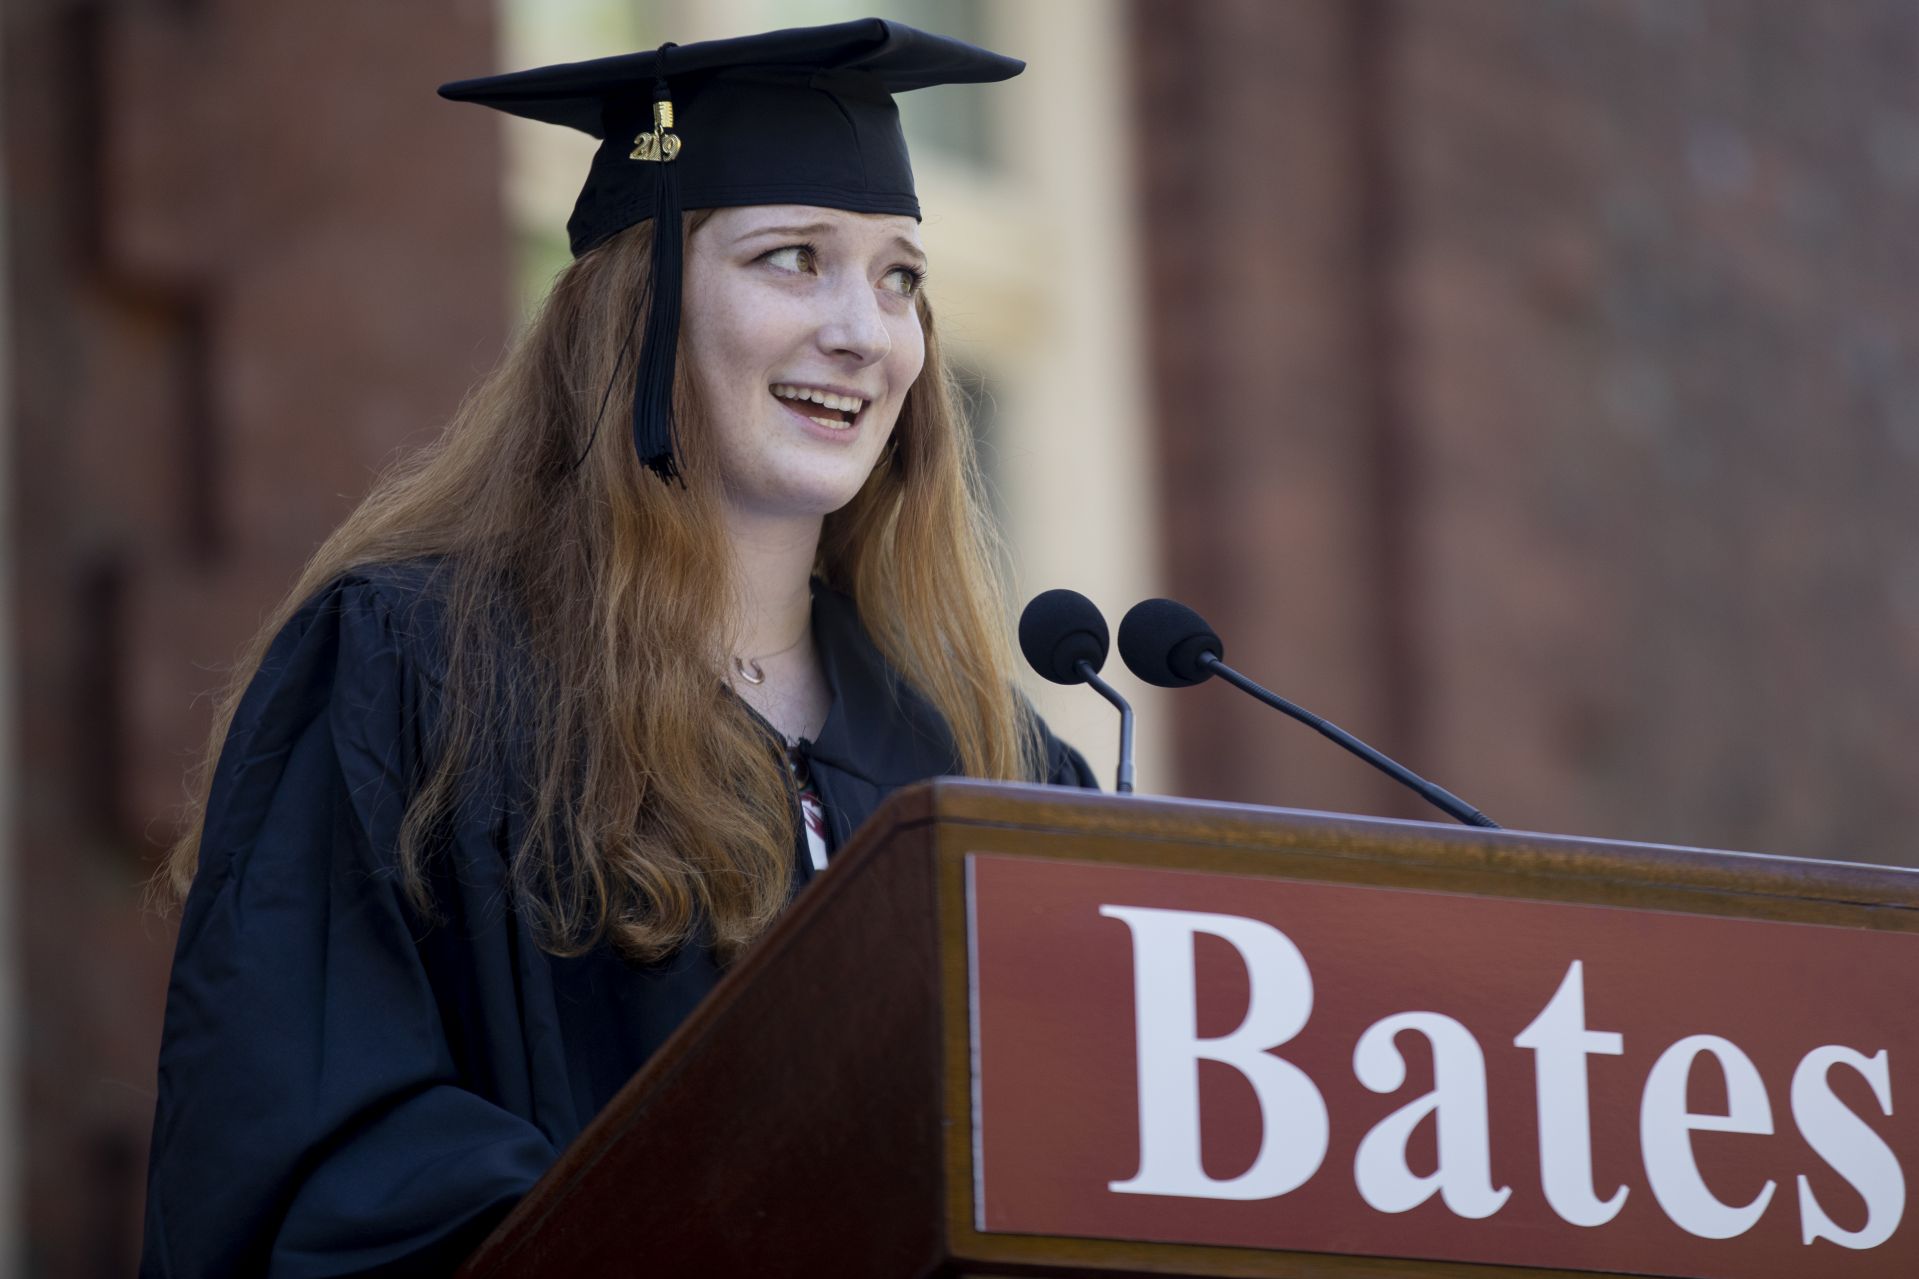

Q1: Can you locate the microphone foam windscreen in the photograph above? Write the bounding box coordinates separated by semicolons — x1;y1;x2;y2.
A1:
1118;598;1223;687
1018;589;1110;684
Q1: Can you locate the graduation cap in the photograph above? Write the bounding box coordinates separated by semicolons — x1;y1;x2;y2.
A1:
439;19;1025;483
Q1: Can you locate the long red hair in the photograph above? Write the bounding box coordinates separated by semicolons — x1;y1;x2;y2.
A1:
160;217;1037;960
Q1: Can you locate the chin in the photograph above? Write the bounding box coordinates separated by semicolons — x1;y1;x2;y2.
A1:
789;471;877;517
726;463;877;520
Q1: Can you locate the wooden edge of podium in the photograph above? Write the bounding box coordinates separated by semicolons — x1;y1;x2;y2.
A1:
910;779;1919;926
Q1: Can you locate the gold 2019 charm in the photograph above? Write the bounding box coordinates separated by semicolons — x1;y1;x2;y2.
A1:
630;100;682;162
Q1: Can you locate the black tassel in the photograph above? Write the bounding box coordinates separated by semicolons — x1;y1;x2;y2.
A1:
632;50;683;484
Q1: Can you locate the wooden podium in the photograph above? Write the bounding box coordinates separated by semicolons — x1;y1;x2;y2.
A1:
457;781;1919;1279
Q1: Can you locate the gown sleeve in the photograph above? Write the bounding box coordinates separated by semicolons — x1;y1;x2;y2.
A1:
1039;719;1099;789
141;576;559;1279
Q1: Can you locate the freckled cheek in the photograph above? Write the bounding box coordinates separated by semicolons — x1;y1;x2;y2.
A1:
685;281;810;401
888;316;927;402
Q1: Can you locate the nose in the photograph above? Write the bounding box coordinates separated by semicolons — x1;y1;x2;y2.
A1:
815;273;891;367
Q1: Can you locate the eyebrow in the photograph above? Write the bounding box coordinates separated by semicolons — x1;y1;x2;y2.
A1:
735;222;927;262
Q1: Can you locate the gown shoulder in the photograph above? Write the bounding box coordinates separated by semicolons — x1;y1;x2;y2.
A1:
144;565;557;1279
1036;710;1098;789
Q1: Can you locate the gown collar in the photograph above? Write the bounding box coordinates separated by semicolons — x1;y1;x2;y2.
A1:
804;581;961;788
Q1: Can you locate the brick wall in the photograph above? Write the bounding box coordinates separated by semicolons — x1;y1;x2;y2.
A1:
1132;0;1919;862
3;1;504;1272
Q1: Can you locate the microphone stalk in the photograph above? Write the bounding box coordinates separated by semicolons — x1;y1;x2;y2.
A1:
1199;653;1495;828
1076;659;1136;794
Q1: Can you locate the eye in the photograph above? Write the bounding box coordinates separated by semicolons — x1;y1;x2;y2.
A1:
759;244;817;274
882;264;928;296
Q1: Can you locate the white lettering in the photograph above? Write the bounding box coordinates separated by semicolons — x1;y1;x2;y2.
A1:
1513;961;1628;1227
1353;1011;1511;1218
1640;1035;1776;1238
1793;1046;1902;1250
1099;905;1329;1200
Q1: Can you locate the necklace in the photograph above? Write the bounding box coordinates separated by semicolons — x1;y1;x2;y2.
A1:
730;626;809;687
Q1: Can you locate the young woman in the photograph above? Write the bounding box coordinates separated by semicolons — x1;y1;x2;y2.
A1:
141;21;1090;1277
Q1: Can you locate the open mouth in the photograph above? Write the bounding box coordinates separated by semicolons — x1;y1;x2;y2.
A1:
771;383;864;431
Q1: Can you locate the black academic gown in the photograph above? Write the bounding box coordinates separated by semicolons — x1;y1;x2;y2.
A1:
140;564;1093;1278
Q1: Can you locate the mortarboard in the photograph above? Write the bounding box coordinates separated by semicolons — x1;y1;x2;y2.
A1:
439;19;1025;483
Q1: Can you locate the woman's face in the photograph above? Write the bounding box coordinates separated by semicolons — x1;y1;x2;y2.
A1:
682;204;929;522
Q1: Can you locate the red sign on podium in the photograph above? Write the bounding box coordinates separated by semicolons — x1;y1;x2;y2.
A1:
966;853;1917;1278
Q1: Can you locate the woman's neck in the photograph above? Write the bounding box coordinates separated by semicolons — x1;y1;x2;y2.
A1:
724;507;822;659
721;507;833;745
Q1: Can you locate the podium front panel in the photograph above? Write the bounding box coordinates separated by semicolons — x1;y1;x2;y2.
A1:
931;784;1919;1279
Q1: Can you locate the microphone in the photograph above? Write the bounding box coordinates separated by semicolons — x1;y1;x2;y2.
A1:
1117;598;1496;828
1018;590;1136;794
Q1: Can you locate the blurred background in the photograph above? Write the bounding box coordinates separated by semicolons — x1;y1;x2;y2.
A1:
5;0;1919;1272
